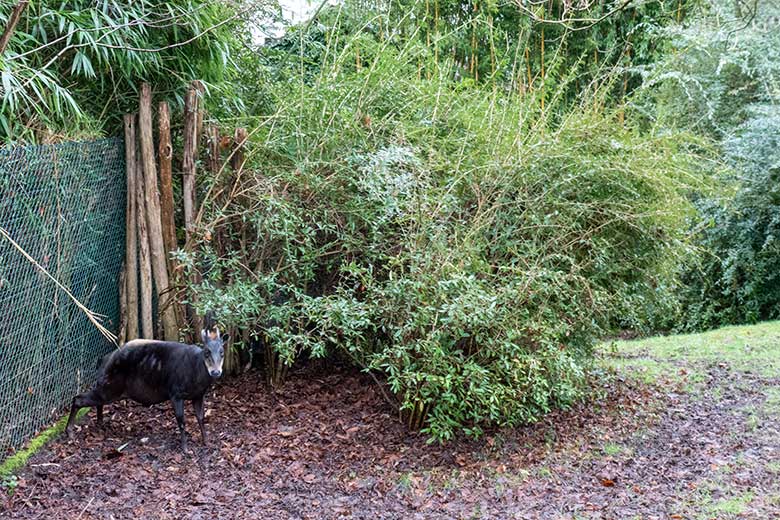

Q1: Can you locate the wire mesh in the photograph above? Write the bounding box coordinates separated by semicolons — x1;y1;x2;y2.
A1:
0;138;125;455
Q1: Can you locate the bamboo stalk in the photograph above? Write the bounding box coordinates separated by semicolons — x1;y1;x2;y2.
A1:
540;26;545;112
138;83;178;341
0;226;117;344
525;46;532;90
123;114;139;341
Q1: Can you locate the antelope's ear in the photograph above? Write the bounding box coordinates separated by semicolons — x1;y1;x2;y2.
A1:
221;333;230;343
201;329;209;344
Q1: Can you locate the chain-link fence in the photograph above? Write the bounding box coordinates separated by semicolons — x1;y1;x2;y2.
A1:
0;138;125;455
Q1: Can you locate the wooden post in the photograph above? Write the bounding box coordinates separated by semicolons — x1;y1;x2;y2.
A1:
158;101;186;334
117;264;127;345
182;84;199;243
138;83;178;341
231;128;248;173
136;152;154;339
194;80;206;147
207;125;220;174
157;101;177;269
182;82;203;337
123;114;140;341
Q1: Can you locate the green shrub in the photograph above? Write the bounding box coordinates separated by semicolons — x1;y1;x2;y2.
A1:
181;12;708;441
676;106;780;329
636;1;780;331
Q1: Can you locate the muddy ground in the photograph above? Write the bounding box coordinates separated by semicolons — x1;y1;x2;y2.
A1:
2;358;779;519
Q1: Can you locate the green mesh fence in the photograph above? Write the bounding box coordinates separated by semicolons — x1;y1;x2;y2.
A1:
0;138;125;455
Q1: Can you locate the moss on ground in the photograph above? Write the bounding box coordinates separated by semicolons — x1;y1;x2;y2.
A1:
0;408;88;482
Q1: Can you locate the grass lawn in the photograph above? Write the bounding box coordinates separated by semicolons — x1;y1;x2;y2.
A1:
600;320;780;519
602;320;780;386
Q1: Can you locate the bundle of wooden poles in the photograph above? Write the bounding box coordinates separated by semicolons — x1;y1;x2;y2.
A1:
118;81;247;373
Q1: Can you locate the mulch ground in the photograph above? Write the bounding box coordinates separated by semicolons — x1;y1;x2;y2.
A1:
2;361;779;519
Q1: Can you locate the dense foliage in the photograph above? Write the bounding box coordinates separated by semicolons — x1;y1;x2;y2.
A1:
181;9;709;439
7;0;772;439
638;0;780;330
0;0;240;141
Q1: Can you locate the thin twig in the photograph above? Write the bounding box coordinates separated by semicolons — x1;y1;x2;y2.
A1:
513;0;634;31
76;497;95;520
0;0;29;54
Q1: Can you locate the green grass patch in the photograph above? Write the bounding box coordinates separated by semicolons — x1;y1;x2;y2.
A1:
602;320;780;385
763;387;780;415
0;408;87;479
603;442;624;457
707;492;754;517
765;461;780;474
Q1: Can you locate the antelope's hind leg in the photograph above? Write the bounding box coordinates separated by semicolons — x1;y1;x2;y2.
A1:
65;390;104;438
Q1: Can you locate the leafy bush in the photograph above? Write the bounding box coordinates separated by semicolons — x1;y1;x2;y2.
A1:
676;106;780;329
180;24;707;440
637;1;780;331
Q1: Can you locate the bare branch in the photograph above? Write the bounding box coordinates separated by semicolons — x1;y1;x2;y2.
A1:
513;0;634;31
0;0;29;54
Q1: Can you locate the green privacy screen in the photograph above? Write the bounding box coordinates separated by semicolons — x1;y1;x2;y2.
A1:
0;138;125;455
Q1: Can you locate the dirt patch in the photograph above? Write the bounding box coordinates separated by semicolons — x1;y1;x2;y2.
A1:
1;363;778;519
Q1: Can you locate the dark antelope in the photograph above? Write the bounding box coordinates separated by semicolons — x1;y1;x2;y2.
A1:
65;328;228;450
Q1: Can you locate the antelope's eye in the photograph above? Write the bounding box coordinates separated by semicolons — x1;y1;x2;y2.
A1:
219;348;224;355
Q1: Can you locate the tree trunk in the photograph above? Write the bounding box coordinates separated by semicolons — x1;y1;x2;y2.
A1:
138;83;178;341
123;114;139;341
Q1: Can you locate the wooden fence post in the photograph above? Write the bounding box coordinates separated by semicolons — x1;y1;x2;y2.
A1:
133;119;154;339
182;84;199;243
231;128;247;173
123;114;139;341
157;102;177;271
182;82;203;337
138;83;178;341
194;80;206;149
157;101;185;332
117;264;127;345
207;125;220;175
